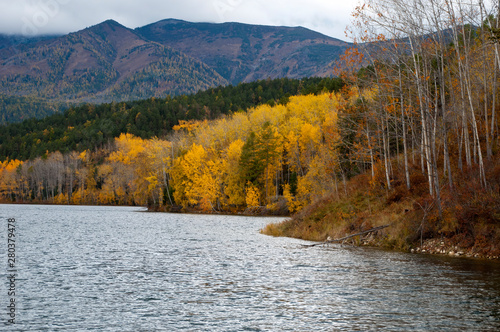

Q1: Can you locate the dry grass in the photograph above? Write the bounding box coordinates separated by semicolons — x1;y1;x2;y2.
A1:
262;156;500;257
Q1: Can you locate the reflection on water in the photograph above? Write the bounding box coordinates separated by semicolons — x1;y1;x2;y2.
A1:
1;204;499;331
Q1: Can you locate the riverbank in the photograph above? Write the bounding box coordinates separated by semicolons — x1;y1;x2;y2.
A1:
261;165;500;260
146;198;290;216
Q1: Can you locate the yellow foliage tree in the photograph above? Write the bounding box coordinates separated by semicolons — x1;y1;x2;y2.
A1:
0;159;23;201
245;182;260;207
223;139;246;206
171;144;225;211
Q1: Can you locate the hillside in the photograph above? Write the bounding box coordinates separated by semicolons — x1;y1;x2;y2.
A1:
0;34;57;60
136;19;350;85
260;0;500;259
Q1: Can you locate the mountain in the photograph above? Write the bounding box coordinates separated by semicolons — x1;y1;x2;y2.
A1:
0;19;351;123
0;20;227;104
136;19;350;85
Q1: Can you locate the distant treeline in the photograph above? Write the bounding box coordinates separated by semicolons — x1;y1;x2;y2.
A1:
0;95;70;124
0;77;343;161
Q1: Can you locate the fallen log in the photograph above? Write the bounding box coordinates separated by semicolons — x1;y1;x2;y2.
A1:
302;224;391;248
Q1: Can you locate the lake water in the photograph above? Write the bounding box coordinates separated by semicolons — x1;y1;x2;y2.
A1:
1;204;499;331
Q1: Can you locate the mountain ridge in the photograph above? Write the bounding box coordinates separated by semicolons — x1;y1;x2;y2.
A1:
136;19;350;84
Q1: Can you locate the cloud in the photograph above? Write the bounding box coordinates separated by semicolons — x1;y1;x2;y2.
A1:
0;0;358;40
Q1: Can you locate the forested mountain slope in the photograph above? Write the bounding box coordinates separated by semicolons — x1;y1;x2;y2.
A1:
0;20;227;104
0;77;342;160
136;19;350;84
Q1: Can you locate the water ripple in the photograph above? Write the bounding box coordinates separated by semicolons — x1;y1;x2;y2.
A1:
1;204;499;331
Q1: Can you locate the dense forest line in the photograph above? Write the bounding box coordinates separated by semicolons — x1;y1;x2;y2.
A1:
0;77;343;161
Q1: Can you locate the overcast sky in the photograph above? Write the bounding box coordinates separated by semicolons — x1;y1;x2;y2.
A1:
0;0;360;41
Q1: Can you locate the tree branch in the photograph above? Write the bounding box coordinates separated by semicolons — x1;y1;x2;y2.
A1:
302;224;391;248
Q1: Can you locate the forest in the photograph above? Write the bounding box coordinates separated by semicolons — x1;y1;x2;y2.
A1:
0;92;341;211
0;76;342;161
1;0;499;255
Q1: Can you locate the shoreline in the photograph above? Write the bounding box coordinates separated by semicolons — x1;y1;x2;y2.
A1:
410;238;500;260
3;201;498;260
315;230;500;261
